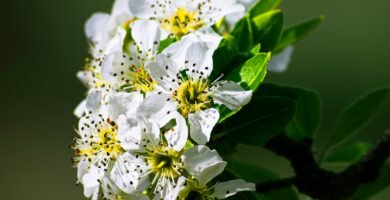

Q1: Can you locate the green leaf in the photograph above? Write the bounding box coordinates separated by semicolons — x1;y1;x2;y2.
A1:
249;0;282;17
223;97;296;146
325;142;373;164
231;15;254;52
228;160;299;200
251;9;284;52
158;37;177;53
212;35;240;79
275;16;324;52
330;87;390;146
320;87;390;163
217;53;270;123
257;83;322;140
350;164;390;200
227;53;270;91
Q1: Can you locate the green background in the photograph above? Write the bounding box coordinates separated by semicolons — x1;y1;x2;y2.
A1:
1;0;389;199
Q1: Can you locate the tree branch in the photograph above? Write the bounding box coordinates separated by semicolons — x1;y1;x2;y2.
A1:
256;129;390;200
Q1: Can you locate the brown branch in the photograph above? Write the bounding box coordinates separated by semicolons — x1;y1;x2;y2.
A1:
256;129;390;200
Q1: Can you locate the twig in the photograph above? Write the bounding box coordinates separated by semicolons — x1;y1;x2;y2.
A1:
255;130;390;200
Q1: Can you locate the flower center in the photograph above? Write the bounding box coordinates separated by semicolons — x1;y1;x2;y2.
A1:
74;123;123;163
162;7;205;37
147;148;182;179
173;79;211;117
122;65;156;93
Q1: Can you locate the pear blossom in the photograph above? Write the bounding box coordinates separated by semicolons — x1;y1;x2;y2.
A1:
146;41;253;144
128;0;244;37
76;0;134;95
110;94;189;199
101;19;162;94
75;19;163;118
176;145;255;199
86;0;133;56
72;91;144;199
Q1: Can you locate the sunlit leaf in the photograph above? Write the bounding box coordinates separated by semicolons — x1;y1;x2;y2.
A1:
275;16;324;52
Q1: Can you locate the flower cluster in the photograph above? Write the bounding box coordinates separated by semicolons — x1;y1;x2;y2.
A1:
72;0;258;199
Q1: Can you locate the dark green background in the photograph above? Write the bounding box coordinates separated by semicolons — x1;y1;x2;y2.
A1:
1;0;389;199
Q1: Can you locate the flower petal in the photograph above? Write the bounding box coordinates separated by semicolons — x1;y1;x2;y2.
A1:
145;54;181;92
165;113;188;151
128;0;162;18
268;46;294;73
108;92;143;120
132;19;161;59
188;108;219;145
211;179;256;199
184;42;214;80
117;115;143;151
138;93;177;126
85;13;110;44
182;145;226;186
111;152;148;193
85;91;104;112
74;99;86;118
82;167;103;199
162;27;221;71
211;81;253;110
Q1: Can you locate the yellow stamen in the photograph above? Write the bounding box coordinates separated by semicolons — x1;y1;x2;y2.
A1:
162;7;205;37
173;79;211;117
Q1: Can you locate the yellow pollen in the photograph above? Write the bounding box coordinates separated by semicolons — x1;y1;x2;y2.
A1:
130;67;156;93
162;7;205;37
147;147;181;179
74;124;123;162
173;79;211;117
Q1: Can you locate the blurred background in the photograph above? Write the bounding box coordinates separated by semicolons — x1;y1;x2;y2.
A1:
0;0;389;199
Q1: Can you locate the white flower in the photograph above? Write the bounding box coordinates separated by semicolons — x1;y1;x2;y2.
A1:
268;46;294;73
128;0;244;38
179;145;256;199
110;94;189;199
146;41;253;144
72;91;144;199
75;19;162;118
225;0;256;30
85;0;133;56
101;19;162;94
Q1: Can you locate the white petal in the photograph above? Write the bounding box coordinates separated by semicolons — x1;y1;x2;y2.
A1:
111;0;132;19
165;113;188;151
184;42;214;80
132;19;161;59
181;145;227;186
188;108;219;145
128;0;160;18
145;55;181;92
117;115;143;150
77;159;89;181
138;93;177;126
211;80;253;110
82;167;104;199
101;51;133;88
268;46;294;73
162;27;221;70
108;92;143;120
203;0;245;25
211;179;256;199
85;13;110;44
74;99;86;118
86;91;103;112
111;152;147;193
105;28;127;54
